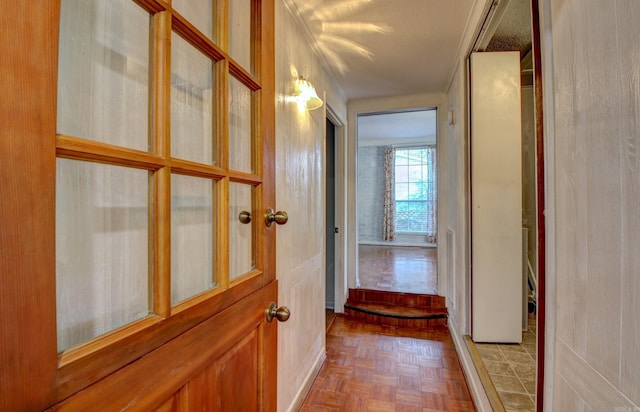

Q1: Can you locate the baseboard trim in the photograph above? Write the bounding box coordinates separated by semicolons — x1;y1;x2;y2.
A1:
285;349;326;412
448;316;493;412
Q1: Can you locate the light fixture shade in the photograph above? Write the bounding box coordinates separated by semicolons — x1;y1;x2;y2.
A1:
295;77;324;111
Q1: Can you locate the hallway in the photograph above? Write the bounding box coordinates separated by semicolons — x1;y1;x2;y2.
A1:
300;315;475;411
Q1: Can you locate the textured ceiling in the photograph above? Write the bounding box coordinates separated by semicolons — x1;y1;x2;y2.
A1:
485;0;532;54
283;0;533;140
285;0;476;100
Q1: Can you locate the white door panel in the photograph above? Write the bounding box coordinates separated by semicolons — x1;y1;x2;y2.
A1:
471;51;523;343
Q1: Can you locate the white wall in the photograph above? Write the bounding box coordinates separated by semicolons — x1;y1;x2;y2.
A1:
440;0;510;408
278;1;640;410
357;146;385;243
444;62;470;337
274;1;347;411
443;0;640;410
541;0;640;409
442;58;497;410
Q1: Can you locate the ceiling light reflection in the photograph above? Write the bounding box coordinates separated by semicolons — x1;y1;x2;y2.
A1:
312;0;374;21
319;34;374;60
321;22;391;35
292;0;391;75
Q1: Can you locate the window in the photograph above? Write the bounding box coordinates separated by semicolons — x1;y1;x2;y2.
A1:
394;146;436;233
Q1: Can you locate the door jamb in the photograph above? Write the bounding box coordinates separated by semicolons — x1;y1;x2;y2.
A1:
465;1;547;409
326;104;347;313
530;0;546;409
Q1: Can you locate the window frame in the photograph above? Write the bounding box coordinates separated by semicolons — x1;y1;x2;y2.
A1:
393;145;435;234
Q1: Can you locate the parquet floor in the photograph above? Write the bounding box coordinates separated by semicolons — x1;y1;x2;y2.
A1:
300;316;475;411
358;245;437;295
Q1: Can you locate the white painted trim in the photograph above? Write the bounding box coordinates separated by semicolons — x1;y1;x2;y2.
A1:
473;0;512;51
448;315;492;412
445;0;495;92
284;350;326;412
321;98;329;324
327;104;347;313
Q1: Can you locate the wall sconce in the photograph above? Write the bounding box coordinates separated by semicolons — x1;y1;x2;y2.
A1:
294;76;323;111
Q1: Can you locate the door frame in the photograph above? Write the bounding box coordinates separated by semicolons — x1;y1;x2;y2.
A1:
323;105;348;313
530;1;546;409
346;95;447;297
0;3;59;410
326;104;347;313
466;0;547;409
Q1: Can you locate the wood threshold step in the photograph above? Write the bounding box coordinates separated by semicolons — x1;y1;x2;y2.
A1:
348;288;446;309
344;302;448;320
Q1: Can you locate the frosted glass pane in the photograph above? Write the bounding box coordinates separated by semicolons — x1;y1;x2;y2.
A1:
229;183;254;281
57;0;150;151
173;0;213;39
229;0;252;71
171;33;214;165
229;77;253;173
56;159;150;352
171;174;215;305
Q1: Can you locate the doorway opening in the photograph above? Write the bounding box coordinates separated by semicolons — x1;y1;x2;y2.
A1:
465;1;545;411
325;116;337;332
355;108;438;295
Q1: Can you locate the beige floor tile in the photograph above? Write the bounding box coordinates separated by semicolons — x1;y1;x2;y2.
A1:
477;347;506;362
511;363;536;381
483;360;516;377
499;391;535;410
498;343;527;353
473;312;538;412
489;374;527;394
523;344;536;355
501;350;534;364
521;379;536;395
475;342;499;350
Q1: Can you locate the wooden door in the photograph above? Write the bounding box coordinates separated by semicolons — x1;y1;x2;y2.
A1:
0;1;277;410
470;51;523;343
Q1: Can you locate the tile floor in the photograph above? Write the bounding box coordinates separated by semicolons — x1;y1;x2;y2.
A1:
358;245;437;295
474;313;537;411
300;315;475;411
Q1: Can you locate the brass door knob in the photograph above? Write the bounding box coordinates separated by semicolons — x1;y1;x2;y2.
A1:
238;210;251;224
264;208;288;227
266;302;290;322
